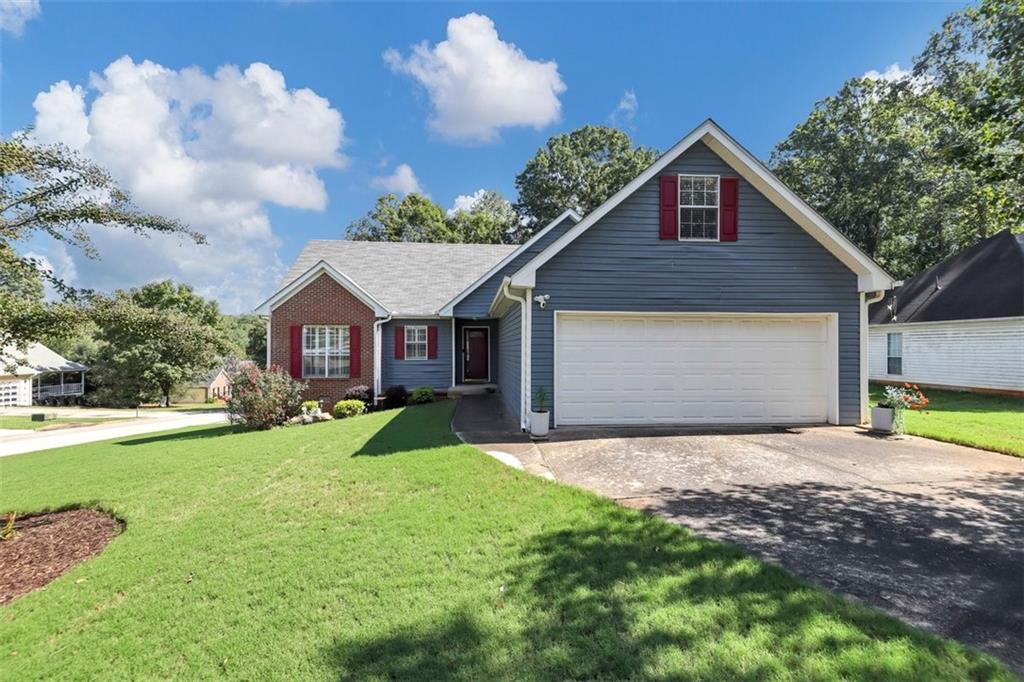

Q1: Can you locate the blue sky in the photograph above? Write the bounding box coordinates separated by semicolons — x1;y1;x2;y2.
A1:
1;1;959;311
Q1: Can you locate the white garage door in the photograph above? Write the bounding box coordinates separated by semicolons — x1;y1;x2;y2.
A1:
555;313;833;426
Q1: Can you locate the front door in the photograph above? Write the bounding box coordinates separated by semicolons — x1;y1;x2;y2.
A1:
464;327;490;381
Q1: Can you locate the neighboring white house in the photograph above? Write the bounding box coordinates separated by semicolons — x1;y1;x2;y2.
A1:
869;229;1024;396
0;343;89;406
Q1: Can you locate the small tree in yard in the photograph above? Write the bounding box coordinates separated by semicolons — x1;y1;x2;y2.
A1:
226;365;305;430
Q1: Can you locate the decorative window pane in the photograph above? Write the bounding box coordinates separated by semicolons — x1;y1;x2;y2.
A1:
302;325;350;378
886;333;902;375
678;174;719;240
405;326;428;360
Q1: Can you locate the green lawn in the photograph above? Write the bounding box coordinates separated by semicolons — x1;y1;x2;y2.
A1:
870;383;1024;457
0;416;130;431
0;404;1013;680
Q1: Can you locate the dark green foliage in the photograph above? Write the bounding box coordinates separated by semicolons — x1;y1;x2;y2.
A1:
346;190;521;244
771;0;1023;279
514;125;659;231
383;385;408;409
409;386;434;405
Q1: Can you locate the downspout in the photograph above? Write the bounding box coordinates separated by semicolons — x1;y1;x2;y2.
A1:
373;314;393;400
860;290;886;424
500;280;529;431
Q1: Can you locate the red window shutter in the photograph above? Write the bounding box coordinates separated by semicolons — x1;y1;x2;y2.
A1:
720;177;738;242
427;326;438;359
394;326;405;360
659;175;678;240
290;326;303;378
349;326;361;378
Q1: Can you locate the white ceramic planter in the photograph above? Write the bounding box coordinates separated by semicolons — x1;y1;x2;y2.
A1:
529;410;550;438
871;406;894;433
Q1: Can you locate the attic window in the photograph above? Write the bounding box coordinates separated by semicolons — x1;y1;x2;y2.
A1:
678;175;719;241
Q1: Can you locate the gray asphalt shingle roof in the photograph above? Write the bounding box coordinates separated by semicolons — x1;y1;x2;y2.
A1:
281;240;519;316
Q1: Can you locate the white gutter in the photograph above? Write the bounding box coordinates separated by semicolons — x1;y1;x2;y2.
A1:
373;314;392;399
860;290;886;423
500;279;530;431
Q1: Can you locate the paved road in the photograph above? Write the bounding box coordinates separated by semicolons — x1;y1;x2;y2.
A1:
533;425;1023;671
0;411;229;457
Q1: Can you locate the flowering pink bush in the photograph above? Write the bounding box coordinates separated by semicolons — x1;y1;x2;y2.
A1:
226;365;305;430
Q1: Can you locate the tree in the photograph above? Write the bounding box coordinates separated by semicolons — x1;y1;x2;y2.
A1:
347;193;456;243
770;0;1022;278
0;134;203;361
514;125;659;231
221;314;268;365
89;281;230;406
446;190;521;244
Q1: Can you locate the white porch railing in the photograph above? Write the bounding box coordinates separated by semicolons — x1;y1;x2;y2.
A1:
33;383;85;399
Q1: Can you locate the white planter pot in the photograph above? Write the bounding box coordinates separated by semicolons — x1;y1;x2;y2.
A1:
529;410;550;438
871;406;894;433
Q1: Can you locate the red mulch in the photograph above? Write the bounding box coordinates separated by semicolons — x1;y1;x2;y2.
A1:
0;509;122;605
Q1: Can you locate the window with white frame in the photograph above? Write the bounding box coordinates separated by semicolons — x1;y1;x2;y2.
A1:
303;325;350;378
678;174;719;240
405;325;428;360
887;332;903;375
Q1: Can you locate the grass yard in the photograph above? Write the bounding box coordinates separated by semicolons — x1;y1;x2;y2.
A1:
0;403;1013;680
871;383;1024;457
0;416;130;431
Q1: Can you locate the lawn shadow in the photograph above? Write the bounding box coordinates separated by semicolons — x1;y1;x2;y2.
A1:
321;503;1008;680
115;424;241;446
353;404;460;457
633;471;1024;672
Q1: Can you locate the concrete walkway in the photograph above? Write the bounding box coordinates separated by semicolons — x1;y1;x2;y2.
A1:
0;411;229;457
451;394;554;478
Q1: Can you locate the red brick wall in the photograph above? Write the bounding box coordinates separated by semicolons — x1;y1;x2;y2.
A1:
270;273;377;407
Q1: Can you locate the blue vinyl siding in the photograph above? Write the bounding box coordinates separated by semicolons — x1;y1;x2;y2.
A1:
453;214;577;319
497;305;522;423
381;319;452;391
530;141;861;424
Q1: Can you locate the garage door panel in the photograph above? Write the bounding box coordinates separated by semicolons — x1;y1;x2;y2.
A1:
555;313;830;426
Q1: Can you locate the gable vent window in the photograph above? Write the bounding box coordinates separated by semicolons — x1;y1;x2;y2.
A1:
887;332;903;375
678;174;719;241
303;325;350;378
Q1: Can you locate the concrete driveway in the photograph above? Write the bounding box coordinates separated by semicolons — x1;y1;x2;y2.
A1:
535;425;1024;671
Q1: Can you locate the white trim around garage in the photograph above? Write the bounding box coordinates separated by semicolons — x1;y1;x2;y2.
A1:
551;310;840;427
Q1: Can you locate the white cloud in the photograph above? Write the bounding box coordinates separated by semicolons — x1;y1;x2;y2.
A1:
0;0;40;36
31;56;346;312
384;13;566;143
862;63;912;83
447;189;485;217
371;163;424;196
610;89;638;128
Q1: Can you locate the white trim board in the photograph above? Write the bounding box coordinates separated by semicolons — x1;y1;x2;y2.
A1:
437;209;581;316
869;316;1024;330
254;260;389;317
551;310;840;427
509;119;894;293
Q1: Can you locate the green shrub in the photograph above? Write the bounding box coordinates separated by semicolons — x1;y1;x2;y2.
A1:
301;399;320;414
410;387;434;404
383;385;408;409
226;366;305;430
332;399;366;419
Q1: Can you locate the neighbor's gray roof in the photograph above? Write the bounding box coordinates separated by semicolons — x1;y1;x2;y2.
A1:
281;240;518;316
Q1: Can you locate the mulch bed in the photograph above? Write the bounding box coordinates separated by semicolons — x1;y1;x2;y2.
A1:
0;509;123;605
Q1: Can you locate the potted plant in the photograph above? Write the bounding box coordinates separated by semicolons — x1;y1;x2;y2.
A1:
529;386;550;439
872;383;929;434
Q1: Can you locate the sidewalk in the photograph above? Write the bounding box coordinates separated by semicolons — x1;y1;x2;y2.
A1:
452;394;554;478
0;411;229;457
